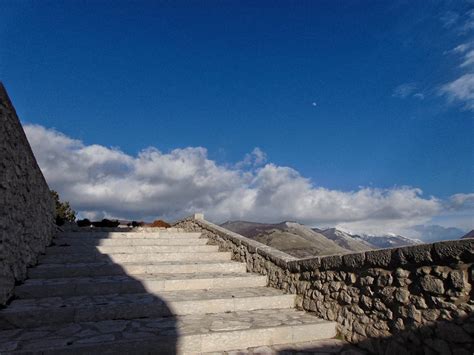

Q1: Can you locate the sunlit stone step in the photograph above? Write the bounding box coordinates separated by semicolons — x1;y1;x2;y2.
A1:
28;261;247;279
0;309;336;354
15;273;268;299
53;237;209;246
39;251;231;264
0;287;295;328
58;232;202;239
44;245;218;255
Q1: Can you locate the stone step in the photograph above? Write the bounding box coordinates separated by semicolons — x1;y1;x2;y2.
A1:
202;339;364;354
58;232;202;239
39;251;231;264
44;245;219;255
15;273;268;299
0;309;337;354
53;237;209;246
0;288;295;328
28;261;247;279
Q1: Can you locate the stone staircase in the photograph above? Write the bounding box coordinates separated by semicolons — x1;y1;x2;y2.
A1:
0;228;338;354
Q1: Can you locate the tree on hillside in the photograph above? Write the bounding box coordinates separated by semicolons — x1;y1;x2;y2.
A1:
51;190;76;225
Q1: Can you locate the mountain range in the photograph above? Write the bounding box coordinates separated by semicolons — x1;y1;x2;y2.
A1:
221;221;348;257
221;221;422;258
461;230;474;239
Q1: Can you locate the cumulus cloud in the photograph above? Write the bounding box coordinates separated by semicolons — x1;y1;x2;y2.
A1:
448;193;474;210
235;147;267;168
24;124;468;235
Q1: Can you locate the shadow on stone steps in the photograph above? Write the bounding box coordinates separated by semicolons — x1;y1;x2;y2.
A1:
277;312;474;355
0;231;179;354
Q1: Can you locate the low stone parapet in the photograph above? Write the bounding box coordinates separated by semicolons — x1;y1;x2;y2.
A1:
174;215;474;354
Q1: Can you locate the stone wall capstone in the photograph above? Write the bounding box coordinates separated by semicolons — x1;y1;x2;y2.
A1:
174;216;474;355
0;83;56;306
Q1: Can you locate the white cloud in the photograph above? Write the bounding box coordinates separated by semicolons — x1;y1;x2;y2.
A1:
392;83;425;100
411;224;466;243
235;147;267;168
440;11;459;29
439;9;474;112
392;83;417;98
24;124;471;236
440;73;474;111
462;9;474;32
461;50;474;67
452;43;471;54
448;193;474;210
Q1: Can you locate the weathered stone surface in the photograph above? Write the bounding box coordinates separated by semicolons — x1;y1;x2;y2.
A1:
420;275;445;295
396;244;433;264
174;216;474;355
394;289;410;304
433;240;474;263
449;270;468;290
0;83;56;305
395;268;410;278
321;255;343;270
365;249;392;268
0;307;339;353
343;253;366;269
298;257;321;272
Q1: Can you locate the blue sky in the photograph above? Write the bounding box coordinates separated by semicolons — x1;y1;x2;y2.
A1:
1;1;473;238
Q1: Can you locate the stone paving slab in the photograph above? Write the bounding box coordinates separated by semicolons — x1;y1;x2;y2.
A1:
28;261;247;279
39;251;232;264
0;309;336;354
1;287;295;328
58;232;202;239
44;245;219;254
15;273;268;298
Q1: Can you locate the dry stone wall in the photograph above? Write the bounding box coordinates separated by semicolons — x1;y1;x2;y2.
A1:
174;216;474;355
0;83;56;305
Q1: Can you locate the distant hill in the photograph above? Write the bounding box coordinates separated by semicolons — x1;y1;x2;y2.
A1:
221;221;350;257
221;220;426;258
314;228;374;252
461;230;474;239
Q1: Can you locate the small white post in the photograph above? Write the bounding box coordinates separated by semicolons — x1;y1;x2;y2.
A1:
193;213;204;220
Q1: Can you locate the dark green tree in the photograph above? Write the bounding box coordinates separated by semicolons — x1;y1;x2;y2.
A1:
51;190;76;225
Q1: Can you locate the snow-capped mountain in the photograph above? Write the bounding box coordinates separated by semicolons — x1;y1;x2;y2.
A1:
313;228;374;252
221;221;424;258
350;233;421;249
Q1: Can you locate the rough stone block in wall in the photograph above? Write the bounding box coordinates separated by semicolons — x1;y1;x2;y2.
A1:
0;82;56;305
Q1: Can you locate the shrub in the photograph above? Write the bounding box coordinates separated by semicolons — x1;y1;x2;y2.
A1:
77;219;91;227
92;219;120;228
148;220;171;228
51;190;76;226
